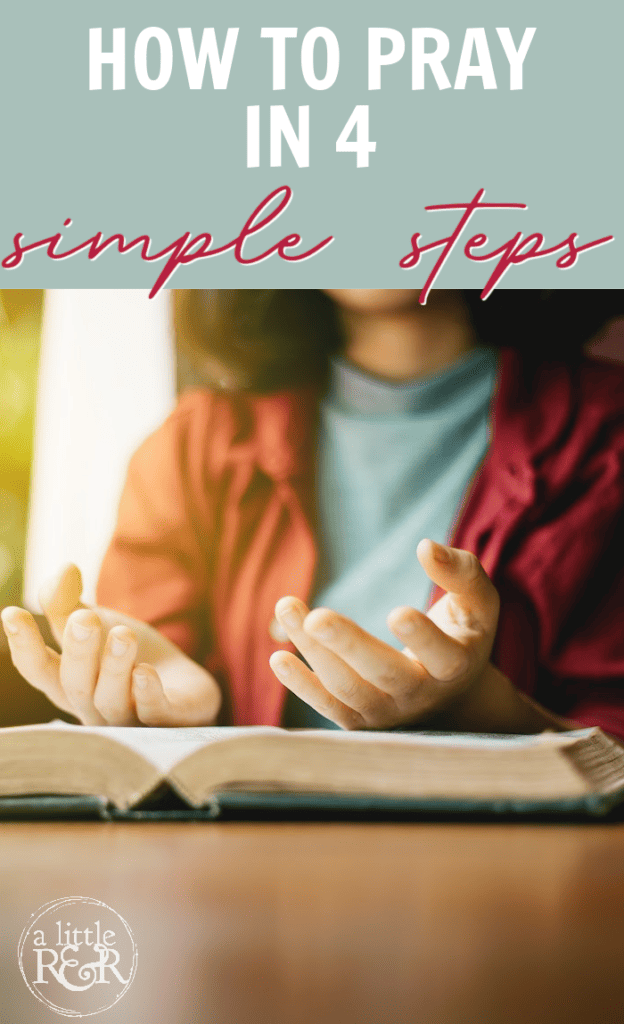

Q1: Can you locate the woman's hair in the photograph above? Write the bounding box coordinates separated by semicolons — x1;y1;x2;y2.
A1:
173;289;624;393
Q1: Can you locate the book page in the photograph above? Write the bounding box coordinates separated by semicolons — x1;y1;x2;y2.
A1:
35;722;282;774
12;722;602;787
293;728;597;748
17;721;598;774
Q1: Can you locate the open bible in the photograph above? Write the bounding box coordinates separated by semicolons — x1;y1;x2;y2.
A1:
1;722;624;819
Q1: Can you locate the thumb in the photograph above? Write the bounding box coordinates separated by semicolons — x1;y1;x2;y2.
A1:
417;539;499;625
39;564;88;645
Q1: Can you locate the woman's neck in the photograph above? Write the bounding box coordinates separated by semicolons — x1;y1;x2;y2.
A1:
339;292;477;382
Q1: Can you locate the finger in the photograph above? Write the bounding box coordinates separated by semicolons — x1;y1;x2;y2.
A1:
159;659;222;725
39;564;87;646
1;607;74;715
92;626;139;725
274;597;394;718
60;610;106;725
132;665;171;726
301;605;426;703
387;606;470;682
133;663;220;726
269;651;364;730
417;539;499;628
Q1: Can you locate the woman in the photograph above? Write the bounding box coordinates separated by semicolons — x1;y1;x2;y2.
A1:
3;289;624;735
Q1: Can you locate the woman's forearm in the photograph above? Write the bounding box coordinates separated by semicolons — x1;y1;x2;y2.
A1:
427;663;579;734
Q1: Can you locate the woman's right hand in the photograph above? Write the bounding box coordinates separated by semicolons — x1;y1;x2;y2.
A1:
0;565;221;727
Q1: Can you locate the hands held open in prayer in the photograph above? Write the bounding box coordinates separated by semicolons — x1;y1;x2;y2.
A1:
270;539;530;732
1;565;221;726
2;541;539;732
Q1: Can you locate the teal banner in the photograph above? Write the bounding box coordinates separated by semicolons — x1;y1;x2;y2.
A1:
0;0;620;292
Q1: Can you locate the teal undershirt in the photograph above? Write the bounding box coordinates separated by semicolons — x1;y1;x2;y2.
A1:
282;347;498;729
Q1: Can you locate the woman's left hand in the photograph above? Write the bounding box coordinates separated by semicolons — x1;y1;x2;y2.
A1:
270;539;525;731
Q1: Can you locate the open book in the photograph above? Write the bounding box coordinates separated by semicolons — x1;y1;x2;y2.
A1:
1;722;624;819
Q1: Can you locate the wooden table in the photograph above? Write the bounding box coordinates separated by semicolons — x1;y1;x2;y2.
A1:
1;820;624;1024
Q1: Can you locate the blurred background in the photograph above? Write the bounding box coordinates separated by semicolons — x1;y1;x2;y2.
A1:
0;291;42;607
0;290;623;728
0;289;174;725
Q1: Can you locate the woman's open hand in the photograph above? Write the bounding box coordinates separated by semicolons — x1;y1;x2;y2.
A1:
270;539;526;732
1;565;221;726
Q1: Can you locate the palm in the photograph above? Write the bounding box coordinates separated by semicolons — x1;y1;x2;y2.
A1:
2;564;220;726
427;591;486;648
42;566;204;688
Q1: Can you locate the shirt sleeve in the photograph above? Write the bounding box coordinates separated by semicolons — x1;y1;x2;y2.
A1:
562;695;624;739
96;395;215;661
546;546;624;739
490;392;624;740
527;503;624;740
